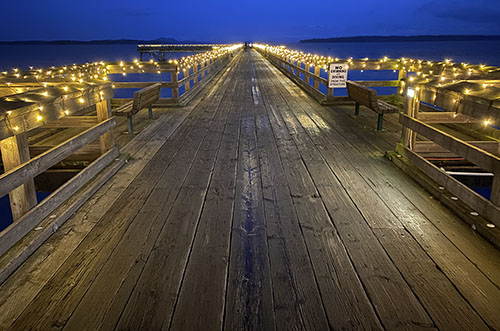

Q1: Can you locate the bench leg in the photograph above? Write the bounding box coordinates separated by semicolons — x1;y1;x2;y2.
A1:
127;116;134;134
377;114;384;131
148;105;153;119
354;103;360;116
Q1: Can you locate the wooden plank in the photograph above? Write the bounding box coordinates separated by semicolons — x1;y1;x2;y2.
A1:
29;143;101;158
256;51;437;330
0;105;194;329
417;111;481;124
0;146;119;257
0;147;121;282
347;81;376;109
414;140;498;154
251;62;331;331
132;82;161;113
40;116;98;128
254;51;385;330
168;69;242;331
7;94;218;328
0;133;37;220
0;118;115;199
402;145;500;226
223;54;276;331
112;81;177;89
96;99;114;153
107;55;240;331
0;84;113;141
9;115;206;329
400;114;500;173
274;67;500;328
374;228;489;331
313;114;494;328
60;54;242;331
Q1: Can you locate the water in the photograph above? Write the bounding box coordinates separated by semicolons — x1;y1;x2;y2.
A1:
0;44;193;71
286;40;500;66
1;40;499;71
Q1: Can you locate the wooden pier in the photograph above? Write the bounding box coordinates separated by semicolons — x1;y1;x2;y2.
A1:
1;47;500;330
137;44;227;61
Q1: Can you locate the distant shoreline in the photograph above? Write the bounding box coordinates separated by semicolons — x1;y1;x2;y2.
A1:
0;38;205;45
299;35;500;43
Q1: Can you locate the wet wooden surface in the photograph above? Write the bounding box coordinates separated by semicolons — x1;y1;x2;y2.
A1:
1;49;500;330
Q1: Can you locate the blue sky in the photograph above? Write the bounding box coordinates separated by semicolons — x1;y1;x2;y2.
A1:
1;0;499;42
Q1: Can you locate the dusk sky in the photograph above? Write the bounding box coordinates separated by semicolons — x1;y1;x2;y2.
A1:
1;0;499;42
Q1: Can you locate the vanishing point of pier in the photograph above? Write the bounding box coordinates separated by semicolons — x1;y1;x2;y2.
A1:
0;45;500;330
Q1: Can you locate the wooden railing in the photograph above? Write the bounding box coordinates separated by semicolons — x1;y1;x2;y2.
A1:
0;82;118;256
110;47;241;107
254;44;405;104
396;83;500;228
0;44;242;264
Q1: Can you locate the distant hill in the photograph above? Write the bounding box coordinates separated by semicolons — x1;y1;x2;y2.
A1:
300;35;500;43
0;38;207;45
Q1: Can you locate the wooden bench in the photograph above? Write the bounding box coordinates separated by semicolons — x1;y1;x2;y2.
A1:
346;81;399;131
112;82;161;134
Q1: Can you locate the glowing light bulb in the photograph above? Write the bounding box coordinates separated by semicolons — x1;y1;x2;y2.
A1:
36;115;43;121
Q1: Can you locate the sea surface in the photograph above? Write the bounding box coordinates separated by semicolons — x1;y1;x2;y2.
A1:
1;40;499;230
285;40;500;66
1;40;499;71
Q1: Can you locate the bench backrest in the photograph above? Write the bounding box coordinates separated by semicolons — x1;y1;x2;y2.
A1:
132;83;162;112
346;81;379;111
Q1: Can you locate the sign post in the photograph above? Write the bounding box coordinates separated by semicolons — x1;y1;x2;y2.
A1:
328;63;348;89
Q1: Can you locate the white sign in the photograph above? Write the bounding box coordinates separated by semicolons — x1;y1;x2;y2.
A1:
328;63;348;88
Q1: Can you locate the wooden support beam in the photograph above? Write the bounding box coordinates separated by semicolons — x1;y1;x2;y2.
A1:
400;114;500;174
41;116;98;128
417;112;482;124
0;118;116;199
400;144;500;227
111;82;177;89
414;141;499;155
0;133;37;221
0;146;120;259
96;100;114;154
172;70;179;99
30;144;101;161
314;66;320;90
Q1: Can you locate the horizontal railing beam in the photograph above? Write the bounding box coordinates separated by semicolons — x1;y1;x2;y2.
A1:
400;114;500;173
0;117;116;198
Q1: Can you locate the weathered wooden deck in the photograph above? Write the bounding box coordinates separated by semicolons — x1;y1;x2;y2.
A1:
1;49;500;331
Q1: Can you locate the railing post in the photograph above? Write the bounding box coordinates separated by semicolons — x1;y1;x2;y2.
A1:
401;84;420;150
96;98;115;153
184;68;191;93
172;67;179;100
491;176;500;205
314;66;320;90
0;133;37;220
327;87;334;98
397;69;407;96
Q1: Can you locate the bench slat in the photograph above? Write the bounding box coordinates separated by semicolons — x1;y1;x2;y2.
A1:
112;100;133;116
130;83;161;115
377;100;399;114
